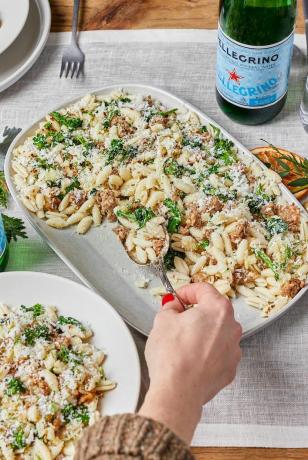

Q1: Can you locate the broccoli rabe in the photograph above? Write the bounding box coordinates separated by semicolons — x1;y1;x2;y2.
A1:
23;324;50;346
62;403;89;426
163;158;193;178
11;427;25;450
163;248;184;270
265;217;288;236
254;248;280;280
21;303;44;318
105;139;138;165
5;377;26;396
57;346;82;365
57;315;85;331
51;111;82;130
197;240;209;250
116;206;155;229
163;198;182;233
33;134;49;150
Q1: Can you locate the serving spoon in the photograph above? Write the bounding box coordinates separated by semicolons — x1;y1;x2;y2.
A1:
119;225;187;311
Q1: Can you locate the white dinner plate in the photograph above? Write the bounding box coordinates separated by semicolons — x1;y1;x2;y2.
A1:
0;271;141;415
0;0;50;93
0;0;29;55
5;84;308;338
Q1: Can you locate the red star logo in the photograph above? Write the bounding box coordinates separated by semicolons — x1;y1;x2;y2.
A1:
227;68;244;85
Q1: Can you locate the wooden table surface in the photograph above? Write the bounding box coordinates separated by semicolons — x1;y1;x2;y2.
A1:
50;1;307;459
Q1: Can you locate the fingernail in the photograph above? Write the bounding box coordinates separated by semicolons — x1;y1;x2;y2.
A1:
161;293;175;306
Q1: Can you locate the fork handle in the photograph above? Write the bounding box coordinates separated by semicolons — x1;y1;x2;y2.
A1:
156;260;187;311
71;0;81;43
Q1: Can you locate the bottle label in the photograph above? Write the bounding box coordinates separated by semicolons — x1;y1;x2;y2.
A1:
216;26;294;109
0;217;7;258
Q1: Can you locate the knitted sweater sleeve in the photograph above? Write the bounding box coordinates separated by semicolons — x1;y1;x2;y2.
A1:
74;413;194;460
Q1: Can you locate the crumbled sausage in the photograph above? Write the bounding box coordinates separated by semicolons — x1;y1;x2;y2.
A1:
232;268;256;287
229;221;248;245
46;196;61;211
204;197;224;215
145;95;154;107
96;190;118;222
111;116;136;138
69;190;87;207
153;239;165;256
276;204;301;233
113;225;129;242
261;203;276;217
186;205;203;228
149;115;168;128
281;278;304;298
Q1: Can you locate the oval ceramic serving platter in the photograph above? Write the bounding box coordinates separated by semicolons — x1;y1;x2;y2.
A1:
5;84;308;337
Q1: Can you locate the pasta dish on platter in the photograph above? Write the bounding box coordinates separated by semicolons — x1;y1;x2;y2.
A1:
11;90;308;317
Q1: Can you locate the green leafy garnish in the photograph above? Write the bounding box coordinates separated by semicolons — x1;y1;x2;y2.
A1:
163;158;189;178
213;138;236;165
65;177;81;194
51;111;82;130
103;108;120;129
1;214;27;243
33;134;49;150
158;108;177;117
203;184;236;202
163;248;184;270
163;198;182;233
116;206;155;228
247;184;272;214
199;125;208;133
119;96;131;103
23;324;50;346
209;124;221;137
50;131;65;145
73;135;93;154
62;404;89;426
11;427;26;450
57;346;82;365
6;377;26;396
21;303;44;317
105;139;137;165
265;217;288;236
0;171;9;208
198;240;209;250
254;248;279;280
58;315;85;331
36;157;54;170
182;136;203;149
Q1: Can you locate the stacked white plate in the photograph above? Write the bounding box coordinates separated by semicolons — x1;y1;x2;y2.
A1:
0;0;51;92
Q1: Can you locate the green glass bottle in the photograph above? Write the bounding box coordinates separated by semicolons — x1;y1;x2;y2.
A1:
216;0;297;125
0;214;8;271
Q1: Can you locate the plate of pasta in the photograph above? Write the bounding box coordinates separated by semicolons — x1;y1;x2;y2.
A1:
5;84;308;337
0;271;141;458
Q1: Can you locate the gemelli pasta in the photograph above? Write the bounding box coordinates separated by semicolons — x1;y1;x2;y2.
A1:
0;302;115;459
12;90;308;316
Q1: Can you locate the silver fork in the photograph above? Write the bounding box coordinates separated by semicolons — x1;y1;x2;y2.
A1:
59;0;85;78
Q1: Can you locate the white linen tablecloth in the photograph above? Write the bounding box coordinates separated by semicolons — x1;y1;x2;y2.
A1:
0;29;307;447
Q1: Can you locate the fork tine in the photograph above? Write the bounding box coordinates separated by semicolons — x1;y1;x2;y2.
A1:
65;61;72;78
71;62;77;79
76;62;82;78
60;59;66;78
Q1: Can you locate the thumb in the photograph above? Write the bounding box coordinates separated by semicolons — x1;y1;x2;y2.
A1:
161;293;184;313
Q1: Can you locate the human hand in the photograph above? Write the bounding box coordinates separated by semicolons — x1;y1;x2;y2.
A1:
139;282;242;443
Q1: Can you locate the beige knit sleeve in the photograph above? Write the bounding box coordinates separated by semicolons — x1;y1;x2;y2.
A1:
74;414;194;460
